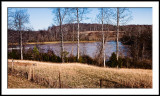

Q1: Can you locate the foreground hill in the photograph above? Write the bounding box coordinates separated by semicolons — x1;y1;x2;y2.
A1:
8;59;152;88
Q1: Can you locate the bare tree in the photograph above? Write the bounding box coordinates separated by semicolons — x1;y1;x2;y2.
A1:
114;8;132;67
116;8;119;62
12;9;29;60
53;8;68;63
101;8;105;67
96;8;113;67
70;8;87;61
71;23;75;56
76;8;80;61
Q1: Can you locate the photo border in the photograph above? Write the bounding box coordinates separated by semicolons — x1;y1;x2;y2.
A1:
1;1;159;95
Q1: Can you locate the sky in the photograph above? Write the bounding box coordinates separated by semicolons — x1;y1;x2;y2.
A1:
9;8;152;31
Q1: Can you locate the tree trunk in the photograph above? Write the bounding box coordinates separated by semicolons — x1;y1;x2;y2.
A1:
77;8;80;61
142;43;145;60
71;24;74;56
116;8;119;62
102;8;105;67
60;22;64;63
58;8;64;63
20;30;23;60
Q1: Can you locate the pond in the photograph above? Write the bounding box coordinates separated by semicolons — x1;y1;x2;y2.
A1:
8;41;129;59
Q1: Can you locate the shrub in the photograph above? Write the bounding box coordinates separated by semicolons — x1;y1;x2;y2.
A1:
106;53;132;68
8;49;20;59
81;55;94;64
106;52;118;67
38;50;61;63
63;51;69;62
8;48;152;69
106;52;152;69
42;53;50;61
117;57;123;68
121;57;131;68
32;46;39;60
23;48;33;60
133;59;152;69
67;55;77;62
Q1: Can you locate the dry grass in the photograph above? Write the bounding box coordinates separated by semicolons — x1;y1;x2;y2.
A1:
8;41;96;45
8;74;46;88
8;59;152;88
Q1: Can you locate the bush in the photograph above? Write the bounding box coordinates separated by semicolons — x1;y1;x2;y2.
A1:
63;51;69;62
8;48;152;69
81;55;94;64
117;57;123;68
106;52;118;67
121;57;131;68
23;48;33;60
133;59;152;69
32;46;39;60
66;54;96;65
8;50;20;59
106;53;132;68
106;52;152;69
67;55;77;62
38;50;61;62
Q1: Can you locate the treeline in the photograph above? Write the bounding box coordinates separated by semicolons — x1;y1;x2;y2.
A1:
120;25;152;60
8;23;151;43
8;23;116;43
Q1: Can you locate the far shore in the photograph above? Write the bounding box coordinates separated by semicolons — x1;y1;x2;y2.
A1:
8;41;100;46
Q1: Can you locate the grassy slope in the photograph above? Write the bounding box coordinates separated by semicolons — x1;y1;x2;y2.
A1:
8;74;46;88
8;59;152;88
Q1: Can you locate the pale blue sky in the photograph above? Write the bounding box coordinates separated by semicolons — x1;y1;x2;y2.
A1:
129;8;152;25
9;8;152;31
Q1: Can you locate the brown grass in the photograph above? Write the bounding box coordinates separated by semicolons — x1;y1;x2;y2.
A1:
8;59;152;88
8;74;46;88
8;41;97;45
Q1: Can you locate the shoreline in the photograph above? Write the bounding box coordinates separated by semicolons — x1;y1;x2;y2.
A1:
8;40;116;45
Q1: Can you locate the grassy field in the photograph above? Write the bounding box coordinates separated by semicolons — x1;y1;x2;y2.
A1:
8;59;152;88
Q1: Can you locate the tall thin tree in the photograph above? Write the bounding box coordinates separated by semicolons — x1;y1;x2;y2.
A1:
70;8;87;61
115;8;132;67
53;8;68;63
96;8;112;67
101;8;105;67
76;8;80;61
116;8;119;61
13;9;29;60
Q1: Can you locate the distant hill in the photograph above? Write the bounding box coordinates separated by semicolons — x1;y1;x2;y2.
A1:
8;23;152;44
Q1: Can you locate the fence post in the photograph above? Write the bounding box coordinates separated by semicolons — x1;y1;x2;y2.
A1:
48;76;51;88
32;63;35;81
28;66;32;81
28;64;35;81
12;59;14;72
59;72;61;88
100;79;103;88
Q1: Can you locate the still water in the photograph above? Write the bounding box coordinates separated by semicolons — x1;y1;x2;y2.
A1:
8;41;128;58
